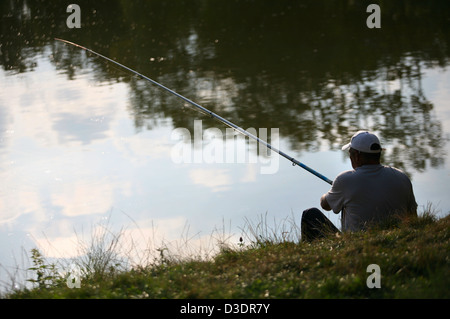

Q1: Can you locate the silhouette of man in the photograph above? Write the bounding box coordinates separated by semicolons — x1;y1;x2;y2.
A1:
301;131;417;242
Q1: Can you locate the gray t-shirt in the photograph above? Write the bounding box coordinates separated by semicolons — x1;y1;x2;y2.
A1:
325;164;417;231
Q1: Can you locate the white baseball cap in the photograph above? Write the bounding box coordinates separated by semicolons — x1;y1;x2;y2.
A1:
341;130;382;153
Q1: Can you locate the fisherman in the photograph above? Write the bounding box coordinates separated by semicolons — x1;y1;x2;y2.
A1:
301;130;418;242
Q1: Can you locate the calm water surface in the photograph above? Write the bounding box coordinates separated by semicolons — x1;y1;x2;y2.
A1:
1;0;449;290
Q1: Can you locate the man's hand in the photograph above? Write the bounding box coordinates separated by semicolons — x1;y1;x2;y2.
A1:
320;194;332;211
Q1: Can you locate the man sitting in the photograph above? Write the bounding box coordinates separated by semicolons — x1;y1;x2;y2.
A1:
301;130;418;242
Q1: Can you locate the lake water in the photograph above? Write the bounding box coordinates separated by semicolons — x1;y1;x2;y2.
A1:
1;0;449;291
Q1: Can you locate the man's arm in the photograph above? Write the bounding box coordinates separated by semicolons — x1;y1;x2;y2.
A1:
320;194;332;211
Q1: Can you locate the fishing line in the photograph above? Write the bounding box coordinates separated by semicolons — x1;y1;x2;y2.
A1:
55;38;333;185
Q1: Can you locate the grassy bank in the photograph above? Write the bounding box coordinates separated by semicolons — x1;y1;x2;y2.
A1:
3;212;449;299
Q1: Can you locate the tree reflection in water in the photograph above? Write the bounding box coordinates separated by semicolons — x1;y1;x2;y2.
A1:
1;0;449;178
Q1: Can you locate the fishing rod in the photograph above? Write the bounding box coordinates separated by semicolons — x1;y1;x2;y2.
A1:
55;38;333;185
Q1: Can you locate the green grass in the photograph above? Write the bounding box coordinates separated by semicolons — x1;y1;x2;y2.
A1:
3;211;449;299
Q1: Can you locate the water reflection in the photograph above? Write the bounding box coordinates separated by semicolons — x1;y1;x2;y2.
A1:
0;0;450;290
0;4;448;207
0;1;449;204
45;1;450;176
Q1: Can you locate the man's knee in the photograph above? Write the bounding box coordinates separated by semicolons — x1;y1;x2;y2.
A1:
302;207;323;223
301;207;339;242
